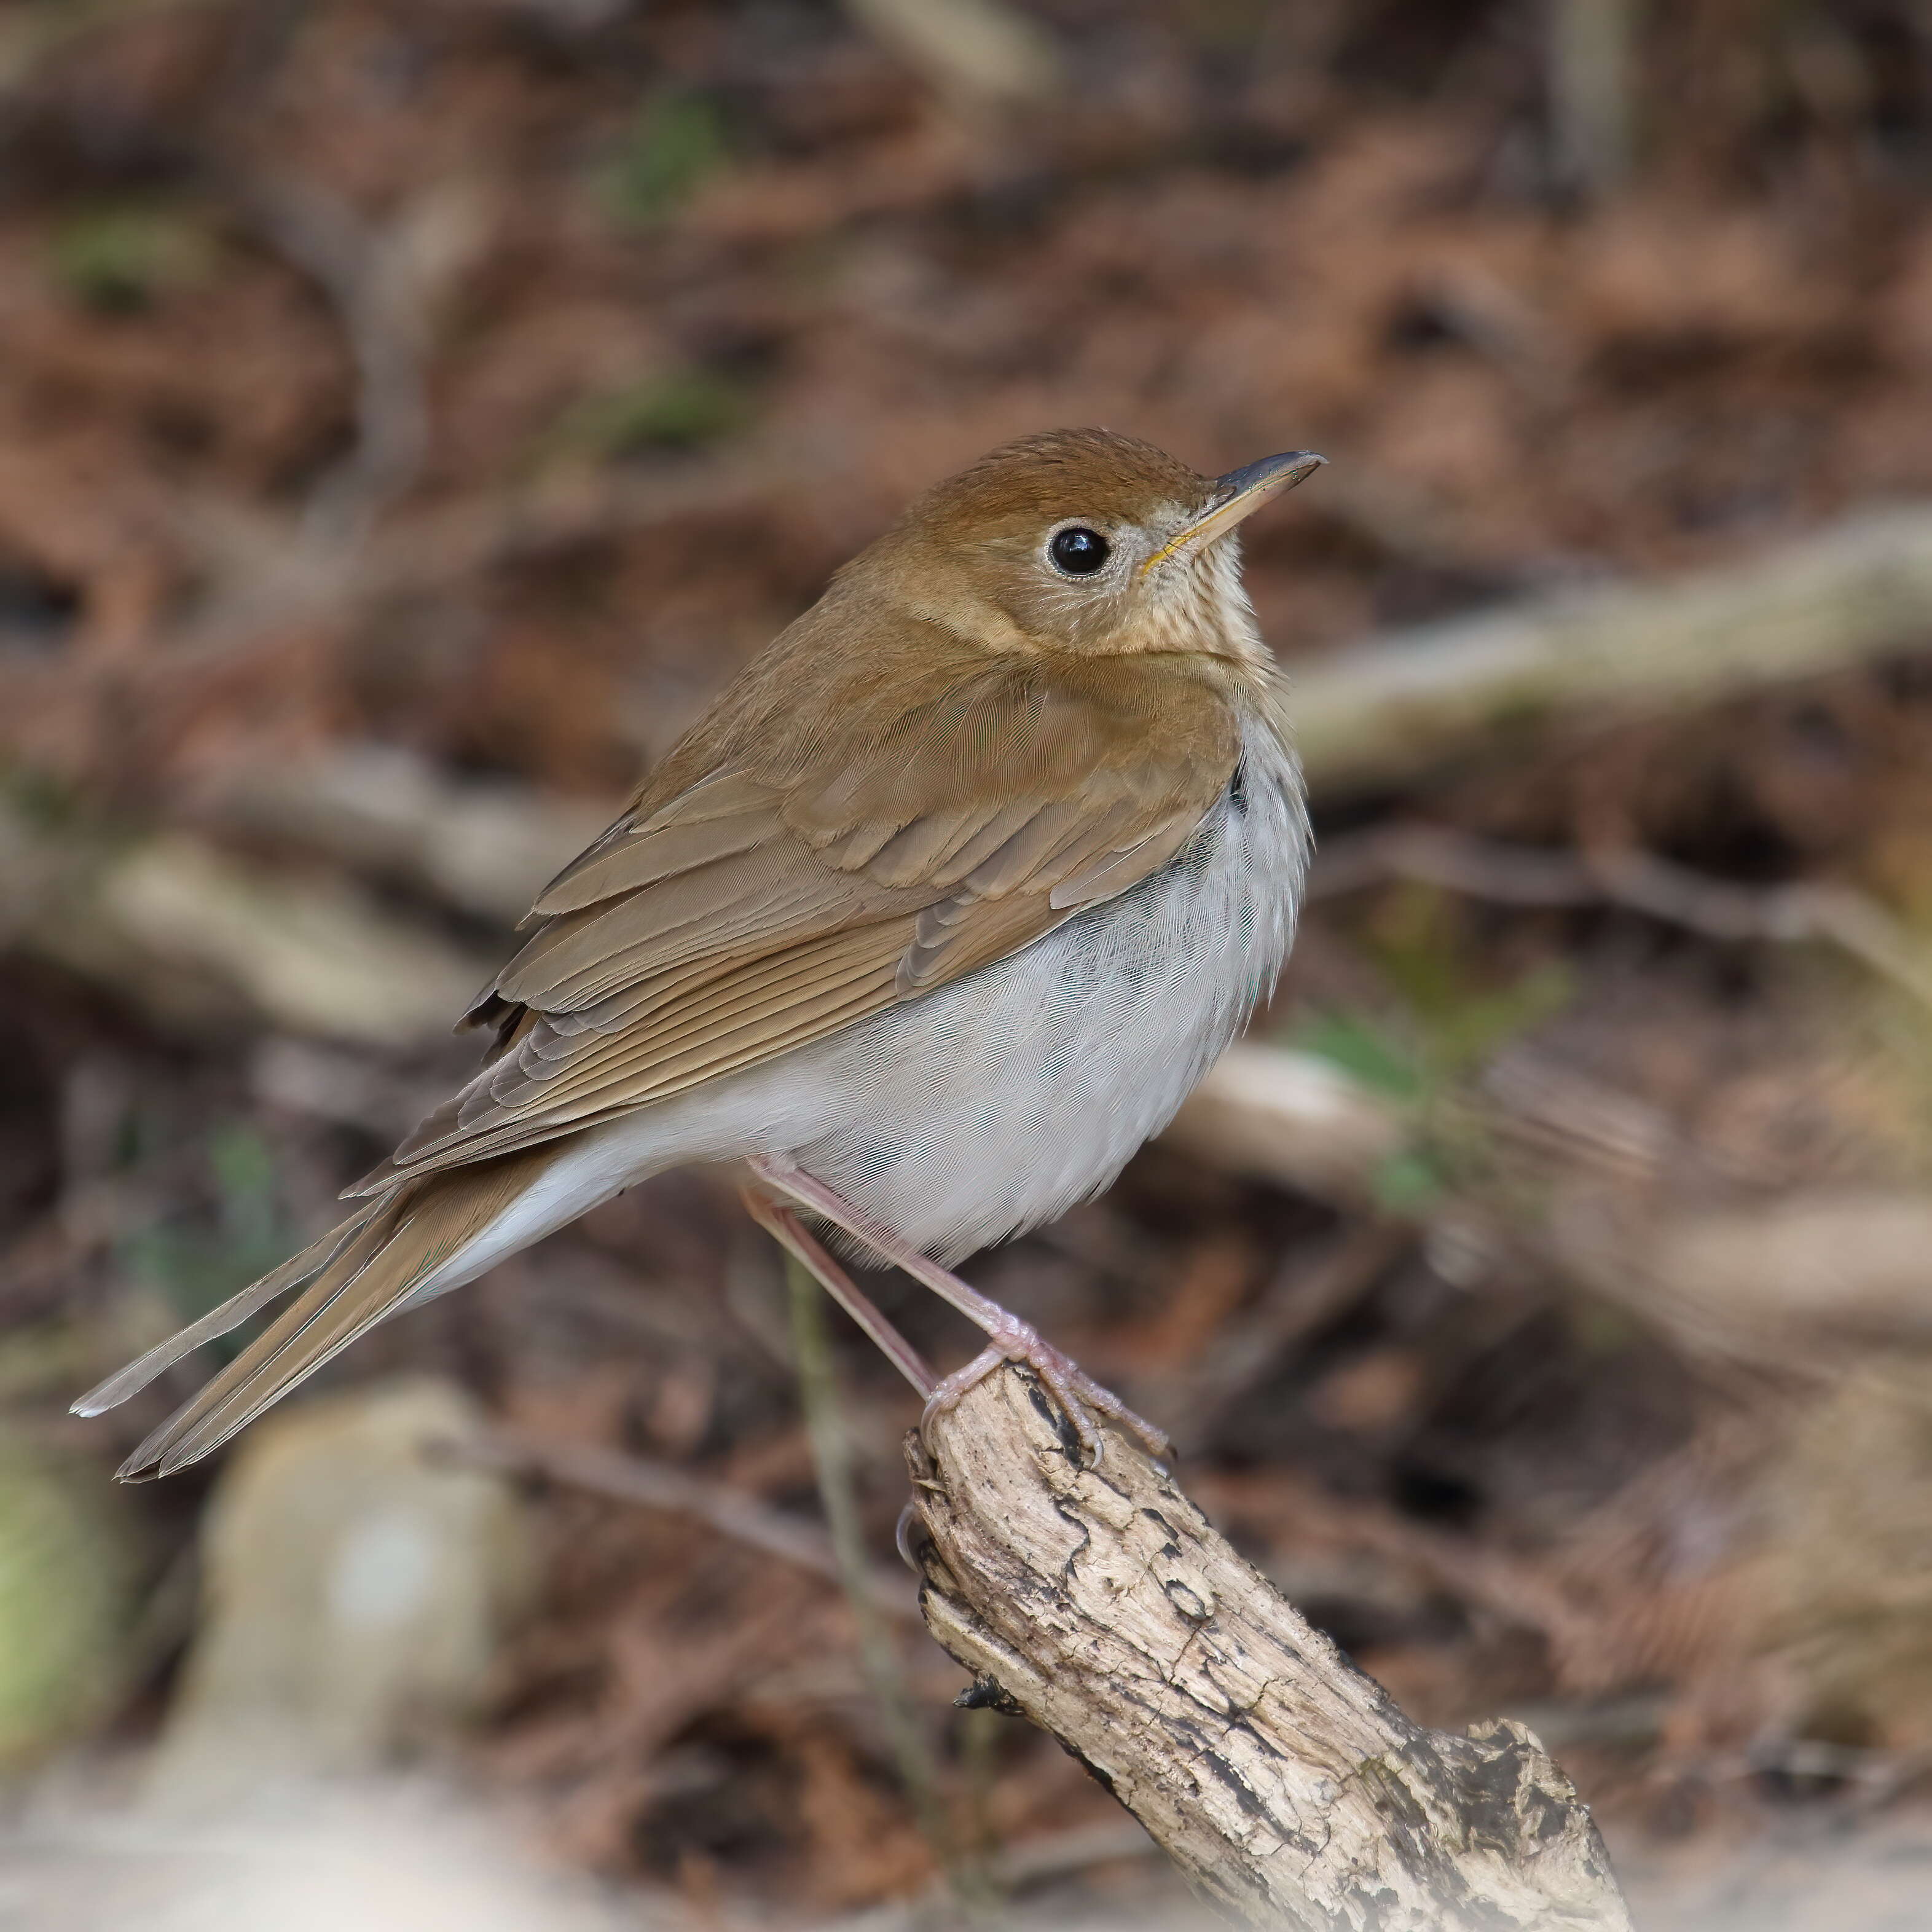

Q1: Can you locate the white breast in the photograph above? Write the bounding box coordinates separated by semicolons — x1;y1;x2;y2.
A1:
770;707;1311;1261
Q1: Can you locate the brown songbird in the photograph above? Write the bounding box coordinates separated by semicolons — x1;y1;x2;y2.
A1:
78;428;1323;1475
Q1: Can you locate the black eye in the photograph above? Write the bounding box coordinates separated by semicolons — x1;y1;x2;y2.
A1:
1050;526;1110;575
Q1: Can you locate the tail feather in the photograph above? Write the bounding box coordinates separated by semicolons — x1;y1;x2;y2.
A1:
70;1204;384;1418
91;1153;548;1481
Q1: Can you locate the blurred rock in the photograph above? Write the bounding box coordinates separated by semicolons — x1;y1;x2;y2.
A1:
148;1380;532;1808
1753;1362;1932;1752
4;1783;661;1932
0;1432;139;1768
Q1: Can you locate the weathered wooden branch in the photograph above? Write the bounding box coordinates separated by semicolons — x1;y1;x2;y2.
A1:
905;1368;1633;1930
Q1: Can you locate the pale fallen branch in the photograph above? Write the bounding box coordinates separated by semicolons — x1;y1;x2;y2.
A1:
1160;1042;1408;1206
1293;504;1932;794
184;498;1932;940
231;175;481;552
1547;1187;1932;1373
906;1367;1633;1930
18;503;1932;1196
0;798;486;1045
211;742;613;926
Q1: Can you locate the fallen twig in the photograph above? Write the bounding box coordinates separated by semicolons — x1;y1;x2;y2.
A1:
0;793;488;1045
230;176;483;552
458;1427;922;1622
1314;823;1932;1010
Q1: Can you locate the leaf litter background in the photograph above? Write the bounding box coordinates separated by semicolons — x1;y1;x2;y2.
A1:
7;0;1932;1924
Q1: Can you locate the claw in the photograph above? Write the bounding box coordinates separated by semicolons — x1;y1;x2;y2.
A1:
894;1502;927;1573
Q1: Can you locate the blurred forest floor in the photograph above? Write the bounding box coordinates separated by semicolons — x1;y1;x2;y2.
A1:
8;0;1932;1924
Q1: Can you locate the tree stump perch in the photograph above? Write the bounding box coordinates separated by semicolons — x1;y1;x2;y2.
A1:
904;1367;1633;1930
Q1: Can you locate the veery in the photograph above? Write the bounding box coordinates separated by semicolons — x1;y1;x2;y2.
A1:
79;428;1323;1474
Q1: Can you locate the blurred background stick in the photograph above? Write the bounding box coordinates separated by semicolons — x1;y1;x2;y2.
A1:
1294;505;1932;795
839;0;1062;108
906;1368;1633;1931
1546;0;1636;199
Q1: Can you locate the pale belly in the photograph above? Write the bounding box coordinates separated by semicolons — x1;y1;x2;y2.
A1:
747;714;1310;1260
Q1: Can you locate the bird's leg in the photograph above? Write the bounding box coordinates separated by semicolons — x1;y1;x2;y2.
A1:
745;1155;1168;1463
740;1180;937;1397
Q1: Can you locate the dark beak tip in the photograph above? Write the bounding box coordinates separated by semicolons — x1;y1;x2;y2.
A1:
1216;450;1328;499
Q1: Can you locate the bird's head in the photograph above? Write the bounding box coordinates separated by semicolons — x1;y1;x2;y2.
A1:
853;427;1324;661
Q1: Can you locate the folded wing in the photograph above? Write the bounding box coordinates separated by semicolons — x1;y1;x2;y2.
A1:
350;649;1242;1195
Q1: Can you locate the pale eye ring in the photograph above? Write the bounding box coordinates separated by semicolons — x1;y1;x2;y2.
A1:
1048;525;1110;576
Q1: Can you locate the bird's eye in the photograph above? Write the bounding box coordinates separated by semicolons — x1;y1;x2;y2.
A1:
1049;526;1110;575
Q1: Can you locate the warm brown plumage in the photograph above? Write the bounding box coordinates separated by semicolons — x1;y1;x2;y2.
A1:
78;428;1324;1477
352;648;1240;1192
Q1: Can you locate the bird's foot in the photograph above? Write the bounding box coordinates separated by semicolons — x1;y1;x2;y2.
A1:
744;1156;1168;1464
920;1313;1168;1466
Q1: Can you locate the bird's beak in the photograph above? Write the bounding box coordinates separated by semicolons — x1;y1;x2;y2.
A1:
1141;450;1326;576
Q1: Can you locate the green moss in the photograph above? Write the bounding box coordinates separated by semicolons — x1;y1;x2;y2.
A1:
605;93;731;226
120;1123;296;1340
48;203;216;314
0;1434;137;1765
1284;885;1577;1211
543;368;753;460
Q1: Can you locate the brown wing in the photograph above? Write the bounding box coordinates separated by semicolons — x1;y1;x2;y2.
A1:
347;645;1241;1196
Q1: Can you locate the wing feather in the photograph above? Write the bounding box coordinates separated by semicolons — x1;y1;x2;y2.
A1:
350;648;1250;1197
527;769;780;917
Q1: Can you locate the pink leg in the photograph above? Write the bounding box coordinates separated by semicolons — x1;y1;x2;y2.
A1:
745;1155;1168;1463
741;1183;937;1398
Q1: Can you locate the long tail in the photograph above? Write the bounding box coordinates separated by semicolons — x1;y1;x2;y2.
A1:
75;1149;555;1480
